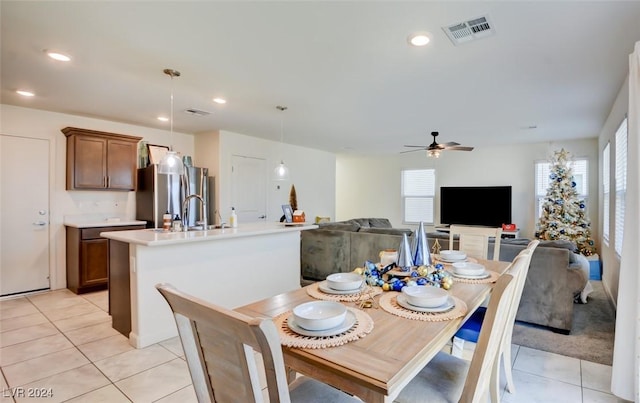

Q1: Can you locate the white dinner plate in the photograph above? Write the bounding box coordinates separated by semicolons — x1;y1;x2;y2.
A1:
287;310;356;337
396;294;455;313
439;256;468;263
450;271;491;280
318;280;365;295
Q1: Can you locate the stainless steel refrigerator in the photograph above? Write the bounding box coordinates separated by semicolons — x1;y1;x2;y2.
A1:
136;165;215;229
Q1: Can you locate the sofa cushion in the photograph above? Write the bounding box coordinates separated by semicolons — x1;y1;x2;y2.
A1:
538;240;578;252
359;227;412;236
318;222;361;232
501;238;532;246
300;230;351;281
345;218;371;228
367;218;393;228
345;218;392;228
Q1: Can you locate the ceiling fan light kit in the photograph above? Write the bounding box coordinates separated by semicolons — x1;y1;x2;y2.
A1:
402;131;474;158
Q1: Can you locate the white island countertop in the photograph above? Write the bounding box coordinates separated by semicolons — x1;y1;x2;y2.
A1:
100;222;317;246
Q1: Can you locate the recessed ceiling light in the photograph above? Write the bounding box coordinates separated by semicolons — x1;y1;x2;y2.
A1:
212;98;227;104
16;90;35;97
45;50;71;62
407;32;431;47
157;116;169;122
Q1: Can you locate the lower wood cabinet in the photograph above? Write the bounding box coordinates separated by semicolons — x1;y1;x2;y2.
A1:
66;225;144;294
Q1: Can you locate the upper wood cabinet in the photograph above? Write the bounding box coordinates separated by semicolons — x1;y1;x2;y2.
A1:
63;127;142;191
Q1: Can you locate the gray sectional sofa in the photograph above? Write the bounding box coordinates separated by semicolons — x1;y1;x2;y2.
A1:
301;222;589;333
300;218;412;284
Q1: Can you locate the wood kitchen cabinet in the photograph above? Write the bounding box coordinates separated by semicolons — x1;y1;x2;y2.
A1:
66;225;144;294
63;127;142;191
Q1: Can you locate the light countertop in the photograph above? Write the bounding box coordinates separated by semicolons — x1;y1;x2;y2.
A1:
64;215;146;228
100;222;317;246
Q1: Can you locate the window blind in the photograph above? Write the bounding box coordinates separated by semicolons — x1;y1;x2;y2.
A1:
603;143;610;244
614;118;628;255
402;169;435;224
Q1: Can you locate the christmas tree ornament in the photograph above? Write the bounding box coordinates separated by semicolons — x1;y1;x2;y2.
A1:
397;233;414;271
431;238;442;255
411;222;432;266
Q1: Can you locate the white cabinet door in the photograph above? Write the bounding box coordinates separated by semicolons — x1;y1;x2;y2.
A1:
230;155;267;223
1;135;50;296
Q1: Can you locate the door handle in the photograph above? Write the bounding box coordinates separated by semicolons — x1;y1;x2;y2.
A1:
32;221;47;226
258;215;266;219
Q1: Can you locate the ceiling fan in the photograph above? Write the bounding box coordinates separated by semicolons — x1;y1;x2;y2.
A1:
402;131;474;158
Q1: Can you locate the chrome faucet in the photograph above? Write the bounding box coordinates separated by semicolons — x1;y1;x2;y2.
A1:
182;194;207;231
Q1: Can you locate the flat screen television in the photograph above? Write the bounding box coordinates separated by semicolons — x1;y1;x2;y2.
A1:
440;186;512;227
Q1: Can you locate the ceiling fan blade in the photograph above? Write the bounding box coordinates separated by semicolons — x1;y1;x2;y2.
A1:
441;141;460;148
403;145;428;148
400;149;426;154
448;146;475;151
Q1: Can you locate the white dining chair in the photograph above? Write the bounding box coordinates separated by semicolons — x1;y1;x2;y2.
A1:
451;240;539;402
156;283;360;403
449;225;503;261
394;273;517;403
492;240;539;399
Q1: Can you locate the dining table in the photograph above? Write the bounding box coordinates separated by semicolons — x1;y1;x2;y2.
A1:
235;258;511;403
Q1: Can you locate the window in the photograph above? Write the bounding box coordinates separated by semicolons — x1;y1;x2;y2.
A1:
402;169;435;224
602;143;610;244
614;118;628;256
535;158;589;220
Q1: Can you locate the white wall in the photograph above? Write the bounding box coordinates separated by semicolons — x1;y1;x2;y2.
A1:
598;77;629;305
216;130;336;223
337;138;599;243
0;104;195;290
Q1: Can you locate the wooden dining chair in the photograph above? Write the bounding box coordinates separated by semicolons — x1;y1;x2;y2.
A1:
156;283;360;403
394;273;517;403
452;240;540;402
449;225;503;261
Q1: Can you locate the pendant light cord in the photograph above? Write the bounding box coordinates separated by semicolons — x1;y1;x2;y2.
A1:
277;105;287;144
163;68;181;151
170;75;174;151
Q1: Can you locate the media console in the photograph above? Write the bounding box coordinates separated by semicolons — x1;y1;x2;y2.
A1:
435;225;519;239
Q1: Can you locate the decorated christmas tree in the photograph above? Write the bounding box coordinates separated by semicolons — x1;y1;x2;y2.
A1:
535;149;596;256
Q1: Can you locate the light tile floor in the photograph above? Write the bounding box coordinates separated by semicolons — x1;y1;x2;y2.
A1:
0;289;629;402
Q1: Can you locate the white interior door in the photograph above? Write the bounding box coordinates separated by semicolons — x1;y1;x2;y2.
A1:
230;155;267;223
1;134;50;296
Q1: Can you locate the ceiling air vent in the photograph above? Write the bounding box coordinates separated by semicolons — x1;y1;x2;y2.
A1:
184;108;211;117
443;15;495;46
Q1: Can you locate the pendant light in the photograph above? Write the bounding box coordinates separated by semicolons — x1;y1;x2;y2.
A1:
273;105;290;181
158;68;185;175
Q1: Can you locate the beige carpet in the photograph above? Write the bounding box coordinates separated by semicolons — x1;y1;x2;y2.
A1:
511;281;616;365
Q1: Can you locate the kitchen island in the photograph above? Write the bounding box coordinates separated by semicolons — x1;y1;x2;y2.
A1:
101;222;316;348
